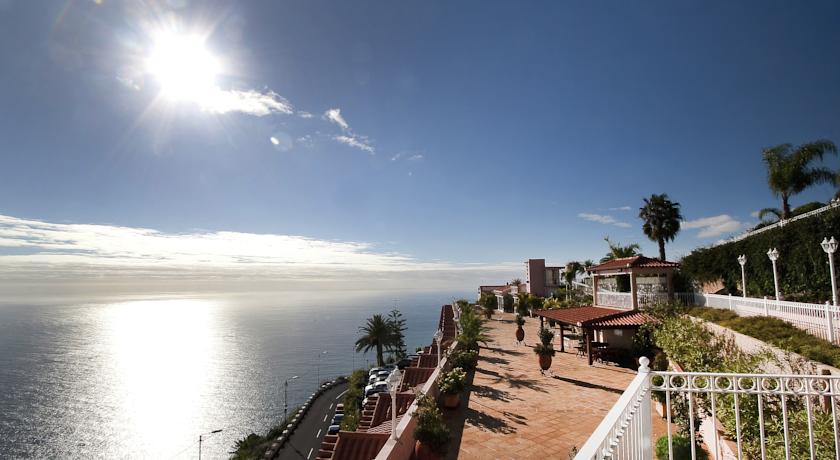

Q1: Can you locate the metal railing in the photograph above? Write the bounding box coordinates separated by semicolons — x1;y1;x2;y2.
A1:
684;292;840;345
576;357;840;460
597;291;633;310
715;200;840;247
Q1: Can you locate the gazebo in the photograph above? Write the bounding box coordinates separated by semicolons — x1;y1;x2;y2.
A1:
589;256;680;310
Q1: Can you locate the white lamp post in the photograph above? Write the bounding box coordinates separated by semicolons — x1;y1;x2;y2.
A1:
316;350;327;390
385;369;403;440
284;375;299;422
822;237;839;306
737;255;747;298
767;248;781;301
198;429;223;460
433;329;443;367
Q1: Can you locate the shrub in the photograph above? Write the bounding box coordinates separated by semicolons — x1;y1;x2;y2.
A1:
655;435;707;460
450;349;478;371
413;394;451;454
339;369;368;431
533;327;555;357
437;367;466;394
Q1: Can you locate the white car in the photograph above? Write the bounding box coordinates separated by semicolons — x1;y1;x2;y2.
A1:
368;367;384;376
364;382;388;397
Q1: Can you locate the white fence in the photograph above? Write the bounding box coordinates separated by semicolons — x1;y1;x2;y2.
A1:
576;357;840;460
598;291;633;310
715;199;840;247
681;292;840;345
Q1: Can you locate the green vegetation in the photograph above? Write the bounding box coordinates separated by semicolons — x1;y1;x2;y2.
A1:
478;292;497;319
639;193;682;261
339;369;368;431
449;349;478;371
601;237;641;262
456;305;490;351
437;367;466;394
516;293;542;317
687;306;840;368
761;140;837;220
655;435;707;460
413;394;451;455
681;206;840;302
230;407;300;460
387;309;407;360
563;261;584;300
533;327;555;357
354;310;409;366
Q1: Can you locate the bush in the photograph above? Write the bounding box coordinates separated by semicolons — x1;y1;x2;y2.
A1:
437;367;466;394
413;394;451;454
655;435;707;460
450;349;478;371
339;369;368;431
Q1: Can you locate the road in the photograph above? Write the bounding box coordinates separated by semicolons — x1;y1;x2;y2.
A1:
276;382;349;460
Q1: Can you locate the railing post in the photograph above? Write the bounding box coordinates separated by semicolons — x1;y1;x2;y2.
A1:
639;356;652;460
826;301;836;344
728;293;732;311
764;296;769;316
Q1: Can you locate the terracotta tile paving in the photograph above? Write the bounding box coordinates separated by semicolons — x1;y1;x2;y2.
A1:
445;312;667;460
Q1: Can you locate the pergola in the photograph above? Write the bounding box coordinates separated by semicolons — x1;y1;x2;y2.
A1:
589;256;680;310
534;307;655;365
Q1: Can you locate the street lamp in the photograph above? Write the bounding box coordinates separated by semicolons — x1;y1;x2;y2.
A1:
433;329;443;367
767;248;781;301
822;237;839;306
317;350;328;389
737;255;747;298
198;429;223;460
385;368;403;440
284;375;299;422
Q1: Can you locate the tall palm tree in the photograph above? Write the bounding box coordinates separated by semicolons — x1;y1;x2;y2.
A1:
601;237;641;263
762;140;837;220
564;261;583;300
758;207;783;223
355;314;391;367
639;193;683;261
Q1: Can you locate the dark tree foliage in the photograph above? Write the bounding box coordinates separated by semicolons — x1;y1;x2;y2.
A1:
681;207;840;302
386;309;407;360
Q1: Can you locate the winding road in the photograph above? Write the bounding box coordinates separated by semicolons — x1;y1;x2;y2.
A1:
275;382;349;460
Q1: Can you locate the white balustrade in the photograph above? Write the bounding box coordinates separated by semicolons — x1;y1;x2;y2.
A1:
597;291;633;310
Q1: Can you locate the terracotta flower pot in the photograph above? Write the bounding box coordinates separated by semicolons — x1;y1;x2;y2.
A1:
515;327;525;342
415;441;443;460
443;392;459;408
539;354;552;371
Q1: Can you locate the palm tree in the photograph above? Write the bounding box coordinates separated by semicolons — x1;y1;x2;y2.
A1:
564;261;583;300
639;193;683;261
758;207;783;223
355;314;391;366
601;237;641;263
762;140;837;220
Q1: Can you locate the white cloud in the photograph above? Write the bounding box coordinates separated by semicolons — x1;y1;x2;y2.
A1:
297;111;313;119
0;214;514;279
391;152;424;162
323;108;350;130
335;135;375;154
750;210;761;218
200;89;293;116
578;213;632;228
407;154;424;161
609;206;632;211
682;214;744;238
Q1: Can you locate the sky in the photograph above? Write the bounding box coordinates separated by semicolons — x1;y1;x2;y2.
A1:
1;1;839;292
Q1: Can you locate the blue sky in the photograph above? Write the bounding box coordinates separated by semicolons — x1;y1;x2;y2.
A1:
1;1;839;288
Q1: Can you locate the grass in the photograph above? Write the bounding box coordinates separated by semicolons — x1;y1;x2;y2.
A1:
687;306;840;368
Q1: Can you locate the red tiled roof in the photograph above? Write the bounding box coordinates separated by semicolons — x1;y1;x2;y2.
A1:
366;414;403;434
359;392;415;431
533;306;625;325
589;256;679;272
399;367;435;391
589;311;656;327
330;431;389;460
416;354;438;368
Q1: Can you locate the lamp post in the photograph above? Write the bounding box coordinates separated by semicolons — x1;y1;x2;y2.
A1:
385;368;403;440
737;255;747;298
316;350;328;389
433;329;443;367
822;237;839;306
284;375;299;422
198;429;223;460
767;248;781;301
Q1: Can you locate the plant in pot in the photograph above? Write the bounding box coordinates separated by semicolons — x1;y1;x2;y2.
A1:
515;314;525;343
533;327;556;374
413;394;451;460
450;349;478;371
437;367;466;408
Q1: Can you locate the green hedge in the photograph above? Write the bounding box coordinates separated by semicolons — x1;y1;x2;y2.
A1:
681;207;840;302
687;307;840;368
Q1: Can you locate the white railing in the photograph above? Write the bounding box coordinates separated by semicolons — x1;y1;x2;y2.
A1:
715;199;840;247
598;291;633;310
686;292;840;345
576;358;840;460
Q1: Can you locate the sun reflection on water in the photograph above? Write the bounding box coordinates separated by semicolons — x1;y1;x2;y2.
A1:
104;299;217;457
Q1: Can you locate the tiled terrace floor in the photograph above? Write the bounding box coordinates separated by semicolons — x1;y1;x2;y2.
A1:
446;312;666;460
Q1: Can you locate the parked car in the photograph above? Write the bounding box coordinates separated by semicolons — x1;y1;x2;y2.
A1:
364;382;388;397
331;413;344;425
335;403;344;413
368;367;384;376
327;424;340;435
396;358;412;369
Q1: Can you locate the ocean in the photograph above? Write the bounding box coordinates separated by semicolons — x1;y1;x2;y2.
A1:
0;289;467;459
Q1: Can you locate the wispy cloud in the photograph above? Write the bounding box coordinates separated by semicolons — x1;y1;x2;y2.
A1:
682;214;744;238
200;89;293;116
335;135;375;154
297;111;313;119
609;206;632;211
578;213;632;228
391;152;424;162
323;108;350;130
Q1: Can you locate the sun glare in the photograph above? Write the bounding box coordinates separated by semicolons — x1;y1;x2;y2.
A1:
146;32;219;102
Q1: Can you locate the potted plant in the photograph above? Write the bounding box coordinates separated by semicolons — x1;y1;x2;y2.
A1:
515;315;525;342
437;367;466;408
413;394;451;460
533;327;556;372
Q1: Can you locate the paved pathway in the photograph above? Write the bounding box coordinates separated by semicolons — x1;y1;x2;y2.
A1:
446;312;666;460
276;382;348;460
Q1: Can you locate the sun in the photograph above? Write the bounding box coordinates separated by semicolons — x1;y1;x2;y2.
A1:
146;32;220;102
